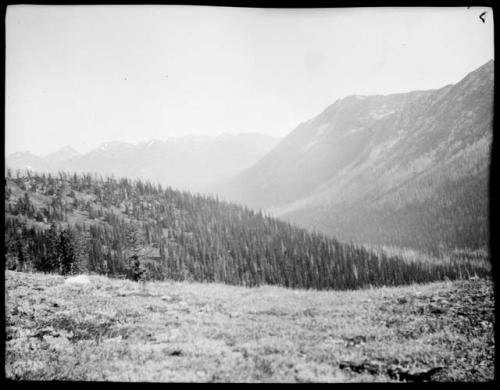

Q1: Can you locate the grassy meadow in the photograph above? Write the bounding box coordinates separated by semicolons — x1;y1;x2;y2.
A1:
5;270;494;382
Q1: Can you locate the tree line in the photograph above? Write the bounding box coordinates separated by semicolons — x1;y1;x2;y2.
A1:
4;169;491;290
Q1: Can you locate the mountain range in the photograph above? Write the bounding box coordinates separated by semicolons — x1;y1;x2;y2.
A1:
217;60;493;254
6;60;493;254
6;133;281;193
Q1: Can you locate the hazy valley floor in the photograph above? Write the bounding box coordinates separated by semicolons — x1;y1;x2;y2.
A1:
5;271;495;382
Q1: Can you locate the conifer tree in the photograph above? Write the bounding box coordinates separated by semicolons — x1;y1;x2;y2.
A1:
58;228;77;275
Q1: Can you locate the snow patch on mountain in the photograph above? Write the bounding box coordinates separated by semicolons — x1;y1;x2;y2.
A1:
300;140;319;153
345;127;366;136
367;138;400;161
369;108;396;120
316;123;328;137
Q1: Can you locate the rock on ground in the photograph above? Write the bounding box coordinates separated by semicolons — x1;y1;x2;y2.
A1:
64;275;91;285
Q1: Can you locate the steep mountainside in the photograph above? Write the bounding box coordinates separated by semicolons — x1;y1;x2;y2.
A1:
6;133;281;193
219;60;493;254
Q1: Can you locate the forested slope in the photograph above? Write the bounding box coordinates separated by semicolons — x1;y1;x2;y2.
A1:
4;170;490;290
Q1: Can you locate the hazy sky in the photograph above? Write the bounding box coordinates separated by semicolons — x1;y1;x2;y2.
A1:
5;5;494;156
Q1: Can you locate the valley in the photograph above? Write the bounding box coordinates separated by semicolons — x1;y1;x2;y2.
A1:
219;60;493;254
5;6;494;384
7;61;492;257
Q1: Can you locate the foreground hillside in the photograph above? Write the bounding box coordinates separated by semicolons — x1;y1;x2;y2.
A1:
6;171;490;290
5;271;494;382
220;60;493;254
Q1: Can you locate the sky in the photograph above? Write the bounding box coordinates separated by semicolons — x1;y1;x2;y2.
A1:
5;5;494;156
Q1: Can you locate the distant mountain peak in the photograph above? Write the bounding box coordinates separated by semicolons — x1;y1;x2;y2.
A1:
44;145;81;164
6;133;282;193
58;145;78;153
96;141;136;153
8;150;37;158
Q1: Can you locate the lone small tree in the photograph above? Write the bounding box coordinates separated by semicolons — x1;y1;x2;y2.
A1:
124;223;147;282
129;254;146;282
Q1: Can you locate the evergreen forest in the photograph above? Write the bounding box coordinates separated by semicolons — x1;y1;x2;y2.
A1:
4;169;490;290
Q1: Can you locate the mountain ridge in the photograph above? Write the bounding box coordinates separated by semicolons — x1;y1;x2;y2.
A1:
217;60;493;254
6;133;282;193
